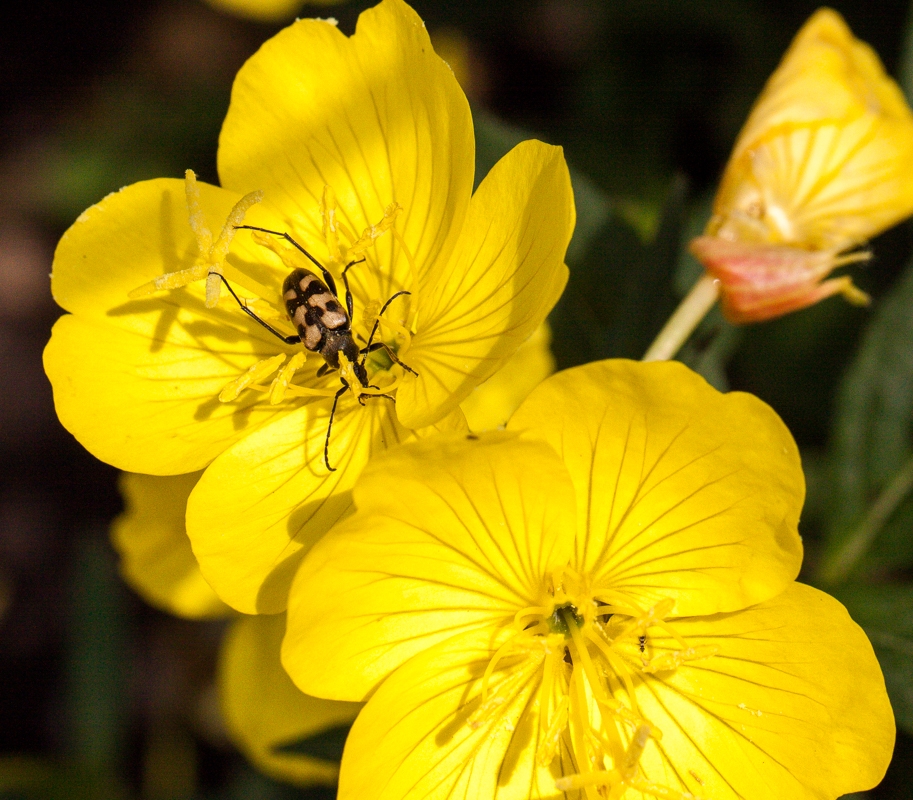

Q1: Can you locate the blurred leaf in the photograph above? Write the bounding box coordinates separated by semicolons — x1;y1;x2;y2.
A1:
820;259;913;582
833;584;913;734
33;80;225;225
65;534;130;797
472;108;612;268
220;763;335;800
273;725;349;763
0;756;123;800
550;173;688;367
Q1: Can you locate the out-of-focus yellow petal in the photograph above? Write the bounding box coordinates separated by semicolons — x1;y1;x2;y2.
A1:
337;627;554;800
202;0;343;25
711;8;913;250
283;434;575;701
111;472;230;619
461;322;554;432
187;398;412;615
220;614;360;786
44;178;294;474
218;0;473;298
631;583;894;799
508;360;804;616
396;140;572;428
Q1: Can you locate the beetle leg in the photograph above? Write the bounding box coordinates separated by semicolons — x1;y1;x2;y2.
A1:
361;341;418;376
324;384;350;472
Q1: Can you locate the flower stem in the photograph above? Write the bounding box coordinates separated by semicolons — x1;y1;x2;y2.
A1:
641;274;720;362
817;452;913;586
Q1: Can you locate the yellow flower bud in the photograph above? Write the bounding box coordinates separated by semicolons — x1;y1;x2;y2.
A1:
696;8;913;323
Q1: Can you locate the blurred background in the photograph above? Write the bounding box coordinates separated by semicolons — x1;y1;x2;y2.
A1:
3;0;913;797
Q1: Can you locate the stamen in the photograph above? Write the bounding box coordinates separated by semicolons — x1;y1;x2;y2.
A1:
535;652;563;766
206;188;263;307
347;202;402;257
271;384;342;399
476;628;530;711
129;169;262;306
512;605;551;629
269;351;307;404
320;185;343;264
219;354;286;402
468;654;536;731
185;169;212;252
584;627;643;718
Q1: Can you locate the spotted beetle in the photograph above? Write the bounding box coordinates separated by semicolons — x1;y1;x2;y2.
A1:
214;224;417;472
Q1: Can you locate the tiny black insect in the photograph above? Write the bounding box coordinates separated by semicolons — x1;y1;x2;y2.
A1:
215;224;417;471
638;634;646;654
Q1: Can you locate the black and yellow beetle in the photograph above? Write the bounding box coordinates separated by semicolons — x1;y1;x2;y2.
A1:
213;224;417;472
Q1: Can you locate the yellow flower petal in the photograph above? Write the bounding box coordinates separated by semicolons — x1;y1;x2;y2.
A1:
461;322;555;433
44;178;296;474
49;178;286;324
220;613;360;786
111;472;230;619
187;398;412;614
508;359;804;615
283;433;575;701
395;140;572;429
337;627;554;800
710;8;913;251
218;0;474;298
44;315;285;474
632;583;894;799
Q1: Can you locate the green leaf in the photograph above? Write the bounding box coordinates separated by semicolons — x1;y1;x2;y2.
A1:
820;260;913;581
65;534;129;783
833;584;913;734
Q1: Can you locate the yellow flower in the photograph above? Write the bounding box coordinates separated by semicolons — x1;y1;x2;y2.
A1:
284;360;893;799
44;0;574;614
113;471;360;786
691;8;913;323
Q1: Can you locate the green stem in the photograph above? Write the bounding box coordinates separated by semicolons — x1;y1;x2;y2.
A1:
817;452;913;586
642;274;720;362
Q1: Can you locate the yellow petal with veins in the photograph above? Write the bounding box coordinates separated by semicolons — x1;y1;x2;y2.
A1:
336;627;554;800
187;398;413;614
631;583;893;799
508;359;804;616
283;433;574;701
396;140;572;429
218;0;474;302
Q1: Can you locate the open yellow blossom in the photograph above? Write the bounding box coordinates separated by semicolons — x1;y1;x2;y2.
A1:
43;0;573;614
284;360;893;799
113;471;360;786
692;8;913;324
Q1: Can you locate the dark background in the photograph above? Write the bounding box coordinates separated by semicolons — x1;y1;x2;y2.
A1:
2;0;912;797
